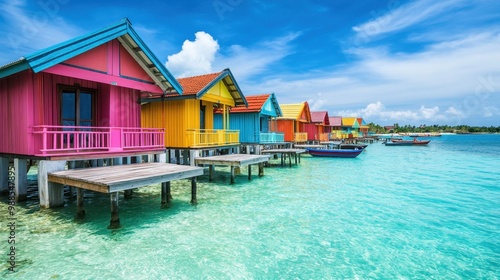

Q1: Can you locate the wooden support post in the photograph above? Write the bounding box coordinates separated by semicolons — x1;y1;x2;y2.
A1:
248;164;252;180
191;177;197;205
258;163;264;177
161;182;172;208
255;145;261;155
175;150;180;164
209;165;214;182
288;153;292;167
124;189;133;199
38;160;66;208
294;153;298;165
230;166;235;184
14;158;27;202
190;150;198;166
157;152;167;163
182;150;189;165
298;153;301;163
108;192;121;229
76;187;85;220
280;154;284;166
113;157;123;166
0;157;9;193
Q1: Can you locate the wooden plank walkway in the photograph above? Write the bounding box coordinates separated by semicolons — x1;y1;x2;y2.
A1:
294;144;324;149
261;149;306;167
194;154;270;184
48;163;204;229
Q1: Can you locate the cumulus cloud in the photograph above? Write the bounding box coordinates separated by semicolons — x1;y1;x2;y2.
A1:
334;101;473;124
166;31;219;77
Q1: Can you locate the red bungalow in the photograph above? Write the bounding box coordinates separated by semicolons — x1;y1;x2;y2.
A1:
304;111;330;142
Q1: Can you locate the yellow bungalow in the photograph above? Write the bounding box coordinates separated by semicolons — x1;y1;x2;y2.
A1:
341;117;360;138
141;68;247;150
276;102;312;142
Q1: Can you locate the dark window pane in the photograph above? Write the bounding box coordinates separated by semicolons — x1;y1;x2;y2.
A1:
80;92;92;120
62;92;75;120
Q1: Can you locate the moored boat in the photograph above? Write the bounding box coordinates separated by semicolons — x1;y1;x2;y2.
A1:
383;137;430;146
307;148;364;158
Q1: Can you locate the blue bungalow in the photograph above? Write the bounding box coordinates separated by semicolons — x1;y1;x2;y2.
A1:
214;93;283;144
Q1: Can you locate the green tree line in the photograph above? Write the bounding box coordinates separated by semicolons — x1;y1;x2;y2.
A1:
367;123;500;134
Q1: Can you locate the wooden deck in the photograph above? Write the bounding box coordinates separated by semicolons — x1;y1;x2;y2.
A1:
261;149;306;167
48;162;204;229
294;144;324;149
194;154;270;184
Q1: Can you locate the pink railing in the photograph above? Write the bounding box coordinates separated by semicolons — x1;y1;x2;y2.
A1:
32;125;164;155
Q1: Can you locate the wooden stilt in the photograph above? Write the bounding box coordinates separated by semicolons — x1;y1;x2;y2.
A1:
230;166;235;184
14;158;27;202
190;177;197;205
288;153;292;167
259;163;264;177
280;154;284;166
248;164;252;180
209;165;214;182
76;188;85;220
124;189;133;199
161;182;172;208
108;192;121;229
38;160;66;208
0;157;9;193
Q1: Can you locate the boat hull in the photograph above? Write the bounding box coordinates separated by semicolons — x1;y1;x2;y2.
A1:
307;149;363;158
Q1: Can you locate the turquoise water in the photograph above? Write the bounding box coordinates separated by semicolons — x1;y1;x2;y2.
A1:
1;134;499;279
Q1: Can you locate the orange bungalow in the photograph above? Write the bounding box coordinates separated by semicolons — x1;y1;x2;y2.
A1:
304;111;330;142
357;118;369;137
140;69;247;162
276;102;311;142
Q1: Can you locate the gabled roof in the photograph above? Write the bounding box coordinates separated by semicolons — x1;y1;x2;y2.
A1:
278;102;311;122
329;116;342;126
226;93;282;115
0;18;182;94
342;117;360;128
310;111;330;125
147;68;247;106
357;118;366;126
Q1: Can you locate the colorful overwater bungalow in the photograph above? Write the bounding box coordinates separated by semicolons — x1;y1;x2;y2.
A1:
214;93;284;145
329;116;343;140
0;19;183;206
304;111;330;142
276;102;312;143
341;117;360;138
357;118;369;137
141;69;247;162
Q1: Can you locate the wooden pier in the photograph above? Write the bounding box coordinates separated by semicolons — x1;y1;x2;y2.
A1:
261;149;306;167
47;162;204;229
194;154;270;184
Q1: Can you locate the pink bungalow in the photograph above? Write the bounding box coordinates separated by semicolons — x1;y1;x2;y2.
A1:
304;111;330;142
0;19;182;206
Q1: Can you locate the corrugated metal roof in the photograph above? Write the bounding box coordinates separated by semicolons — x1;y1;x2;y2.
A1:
278;102;311;121
342;117;360;128
0;18;182;94
329;116;342;126
310;111;329;124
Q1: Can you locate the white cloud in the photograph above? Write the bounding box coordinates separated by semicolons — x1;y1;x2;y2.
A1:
166;31;220;78
352;0;466;43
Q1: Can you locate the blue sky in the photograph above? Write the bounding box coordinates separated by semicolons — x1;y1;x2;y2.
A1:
1;0;499;126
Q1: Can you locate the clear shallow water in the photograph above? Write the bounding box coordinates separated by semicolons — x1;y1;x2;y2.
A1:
1;134;499;279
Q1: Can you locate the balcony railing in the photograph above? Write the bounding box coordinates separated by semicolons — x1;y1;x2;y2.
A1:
317;133;330;142
293;132;308;143
186;129;239;147
260;132;285;143
32;125;164;156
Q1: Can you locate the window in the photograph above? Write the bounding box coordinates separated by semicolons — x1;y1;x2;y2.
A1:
60;85;95;127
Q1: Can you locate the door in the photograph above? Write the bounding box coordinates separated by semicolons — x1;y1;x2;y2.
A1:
61;86;94;127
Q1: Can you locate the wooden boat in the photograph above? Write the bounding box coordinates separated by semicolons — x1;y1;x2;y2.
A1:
307;148;364;158
383;138;430;146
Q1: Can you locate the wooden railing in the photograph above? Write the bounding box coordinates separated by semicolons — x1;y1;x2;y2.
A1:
32;125;164;156
186;129;239;147
317;133;330;142
260;132;285;143
293;132;308;143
